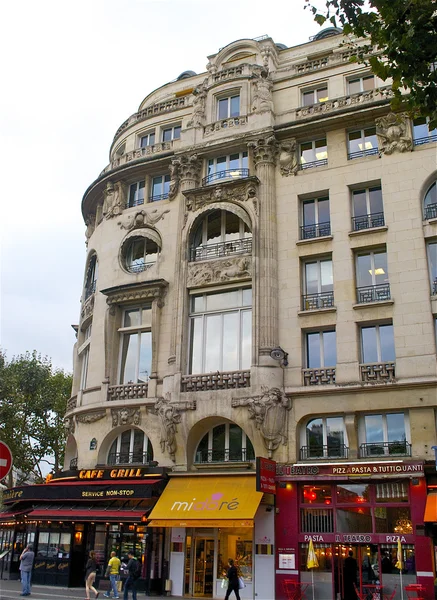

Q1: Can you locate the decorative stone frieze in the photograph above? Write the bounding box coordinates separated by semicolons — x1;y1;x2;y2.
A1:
103;181;123;220
295;87;393;120
101;280;168;309
63;417;75;437
118;208;170;232
76;411;106;424
183;178;258;213
278;139;298;176
231;387;291;458
204;116;248;136
147;395;196;461
248;135;277;166
111;407;141;428
101;142;174;175
187;256;252;288
376;112;413;155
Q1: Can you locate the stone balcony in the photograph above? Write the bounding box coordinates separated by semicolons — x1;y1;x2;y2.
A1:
107;382;148;401
181;370;251;392
360;362;395;383
101;141;175;175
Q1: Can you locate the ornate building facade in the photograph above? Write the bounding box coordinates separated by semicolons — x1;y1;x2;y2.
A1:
2;30;437;599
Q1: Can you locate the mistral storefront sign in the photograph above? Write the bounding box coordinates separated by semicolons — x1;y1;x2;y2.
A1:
170;492;240;513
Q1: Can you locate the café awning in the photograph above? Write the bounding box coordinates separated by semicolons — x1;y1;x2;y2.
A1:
148;475;262;528
424;494;437;522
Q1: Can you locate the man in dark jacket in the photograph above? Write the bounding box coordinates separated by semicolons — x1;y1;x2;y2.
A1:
224;558;241;600
123;551;140;600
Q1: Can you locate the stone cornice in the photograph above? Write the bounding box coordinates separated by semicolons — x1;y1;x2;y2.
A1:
100;279;168;307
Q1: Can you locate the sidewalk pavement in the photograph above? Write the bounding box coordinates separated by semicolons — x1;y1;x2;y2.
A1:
0;579;173;600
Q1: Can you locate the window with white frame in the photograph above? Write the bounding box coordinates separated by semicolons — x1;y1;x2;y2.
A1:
128;181;145;208
413;117;437;146
361;413;409;457
302;258;334;309
189;288;252;374
139;131;155;147
79;345;90;391
301;196;330;239
305;330;337;368
162;125;181;142
303;416;346;459
356;249;390;303
124;237;160;273
118;306;152;384
190;209;252;261
427;241;437;295
195;423;255;463
302;85;328;106
299;138;328;169
360;324;395;364
84;254;98;300
150;174;170;201
217;94;240;120
348;75;375;94
348;128;378;159
351;186;384;230
108;429;153;465
204;151;248;185
423;181;437;220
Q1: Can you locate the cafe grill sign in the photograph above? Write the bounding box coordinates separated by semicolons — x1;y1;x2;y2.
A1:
276;461;424;480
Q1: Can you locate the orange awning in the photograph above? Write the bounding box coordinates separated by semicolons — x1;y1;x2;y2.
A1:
424;494;437;522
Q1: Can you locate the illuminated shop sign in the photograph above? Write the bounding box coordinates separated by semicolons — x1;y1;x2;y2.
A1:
276;461;424;479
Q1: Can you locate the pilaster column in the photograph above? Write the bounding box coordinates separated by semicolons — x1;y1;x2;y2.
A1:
248;135;279;359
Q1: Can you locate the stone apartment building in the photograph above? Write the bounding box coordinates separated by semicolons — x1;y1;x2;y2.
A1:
2;29;437;599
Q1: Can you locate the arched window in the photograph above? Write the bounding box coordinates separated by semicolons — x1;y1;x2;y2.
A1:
302;417;347;460
84;254;98;299
424;181;437;220
190;209;252;261
124;237;160;273
108;430;153;465
195;423;255;463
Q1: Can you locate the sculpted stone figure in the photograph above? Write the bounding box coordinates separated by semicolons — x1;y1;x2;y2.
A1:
103;181;123;219
111;407;141;428
189;79;208;127
376;112;413;155
278;139;298;176
168;159;180;200
118;208;170;231
148;395;196;461
187;256;252;288
63;417;75;437
232;387;291;457
251;66;274;114
85;215;96;245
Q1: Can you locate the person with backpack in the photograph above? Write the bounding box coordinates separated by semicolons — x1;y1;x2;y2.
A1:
123;551;141;600
85;550;100;599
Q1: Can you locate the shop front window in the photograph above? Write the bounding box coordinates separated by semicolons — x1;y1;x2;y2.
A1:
374;506;412;534
337;483;371;504
302;485;332;504
217;528;252;582
336;506;373;533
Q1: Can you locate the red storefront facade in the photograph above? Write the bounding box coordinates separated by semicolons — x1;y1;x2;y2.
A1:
275;461;434;600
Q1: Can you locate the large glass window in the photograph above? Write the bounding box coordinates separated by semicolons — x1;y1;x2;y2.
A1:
128;181;145;208
162;125;181;142
304;416;345;458
301;196;330;239
303;258;334;309
108;429;153;465
427;241;437;294
352;186;384;230
413;117;437;146
337;506;373;533
424;181;437;220
189;288;252;373
195;423;255;463
360;324;395;363
299;139;328;169
151;175;170;201
191;209;252;261
124;237;159;273
302;86;328;106
363;413;408;456
140;131;155;147
356;250;390;303
118;306;152;383
337;483;371;504
205;152;248;185
217;528;252;582
79;346;90;391
217;94;240;120
306;331;336;368
348;128;378;159
348;75;375;94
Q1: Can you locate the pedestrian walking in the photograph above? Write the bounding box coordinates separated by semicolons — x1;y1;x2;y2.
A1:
19;544;35;597
104;551;121;598
123;551;141;600
85;550;100;599
224;558;240;600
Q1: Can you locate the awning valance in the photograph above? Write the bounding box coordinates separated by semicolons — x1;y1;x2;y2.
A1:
147;475;262;528
30;506;147;522
424;494;437;522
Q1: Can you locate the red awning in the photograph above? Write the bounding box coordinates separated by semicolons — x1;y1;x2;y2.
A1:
30;507;147;522
0;509;28;522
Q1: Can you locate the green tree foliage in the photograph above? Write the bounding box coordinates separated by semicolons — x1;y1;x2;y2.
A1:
0;350;72;485
305;0;437;127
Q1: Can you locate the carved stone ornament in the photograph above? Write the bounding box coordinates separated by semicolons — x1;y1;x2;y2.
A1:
375;112;413;155
176;154;202;183
63;417;75;437
168;158;180;200
232;387;291;458
111;407;141;428
251;65;274;114
103;280;168;309
248;135;278;166
103;181;123;220
187;256;252;288
76;411;106;424
187;79;208;127
80;293;95;322
147;394;196;461
85;214;96;245
278;139;298;176
184;179;258;214
118;208;170;231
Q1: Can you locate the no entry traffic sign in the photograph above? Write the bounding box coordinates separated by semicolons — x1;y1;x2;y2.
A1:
0;441;13;481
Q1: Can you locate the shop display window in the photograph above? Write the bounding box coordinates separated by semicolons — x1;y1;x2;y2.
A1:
374;507;412;534
336;507;373;533
375;482;408;503
300;508;334;533
337;483;371;504
300;543;332;571
302;485;332;504
380;544;415;574
217;528;252;581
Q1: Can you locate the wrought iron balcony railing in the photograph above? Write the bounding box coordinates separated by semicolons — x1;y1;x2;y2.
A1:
189;238;252;262
413;133;437;146
356;283;391;304
107;383;148;401
300;222;331;240
181;370;250;392
194;448;255;464
352;212;385;231
299;158;328;170
108;452;152;466
360;362;395;382
202;168;250;186
348;147;379;160
303;367;336;386
425;203;437;220
126;261;155;274
359;441;412;458
126;197;145;209
300;444;349;460
302;291;334;311
84;281;96;300
69;457;78;470
432;279;437;295
149;192;169;202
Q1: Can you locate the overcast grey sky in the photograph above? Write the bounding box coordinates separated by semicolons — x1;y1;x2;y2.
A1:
0;0;317;373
